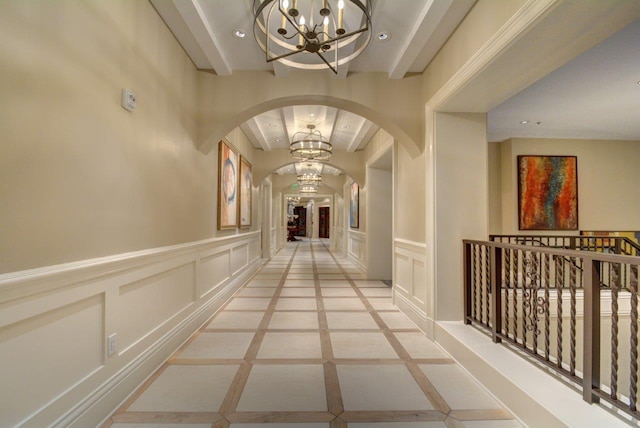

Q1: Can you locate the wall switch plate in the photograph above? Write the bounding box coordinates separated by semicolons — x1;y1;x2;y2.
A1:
107;333;117;357
121;88;136;112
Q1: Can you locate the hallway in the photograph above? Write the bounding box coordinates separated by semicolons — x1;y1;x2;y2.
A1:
104;239;521;428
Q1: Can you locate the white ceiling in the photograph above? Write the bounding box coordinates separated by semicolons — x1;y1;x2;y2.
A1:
488;18;640;143
151;2;639;157
150;0;475;152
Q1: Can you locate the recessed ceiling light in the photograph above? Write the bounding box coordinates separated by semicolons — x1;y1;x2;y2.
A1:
520;120;529;124
233;29;246;39
344;124;351;129
268;123;276;127
309;113;315;117
275;138;281;142
376;32;391;42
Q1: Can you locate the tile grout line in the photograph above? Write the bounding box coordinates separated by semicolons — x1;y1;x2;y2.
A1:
218;242;301;420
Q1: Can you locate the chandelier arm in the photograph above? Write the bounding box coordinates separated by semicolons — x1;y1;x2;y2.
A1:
314;51;338;74
266;47;308;62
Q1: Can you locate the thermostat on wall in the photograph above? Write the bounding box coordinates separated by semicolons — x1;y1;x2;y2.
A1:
121;88;136;112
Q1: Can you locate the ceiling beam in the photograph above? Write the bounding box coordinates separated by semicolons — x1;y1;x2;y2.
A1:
388;0;453;79
346;119;371;152
172;0;232;75
243;117;271;151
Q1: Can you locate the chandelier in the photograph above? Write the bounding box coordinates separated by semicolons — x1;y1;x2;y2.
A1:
299;184;319;194
253;0;372;74
296;161;324;185
290;124;332;161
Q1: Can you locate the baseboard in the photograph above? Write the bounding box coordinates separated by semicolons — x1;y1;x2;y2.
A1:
394;291;434;339
57;259;260;428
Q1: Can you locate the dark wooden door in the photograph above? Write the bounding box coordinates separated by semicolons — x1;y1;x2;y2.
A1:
319;207;330;238
294;206;306;236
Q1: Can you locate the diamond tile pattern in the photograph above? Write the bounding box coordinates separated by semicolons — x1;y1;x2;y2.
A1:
105;239;521;427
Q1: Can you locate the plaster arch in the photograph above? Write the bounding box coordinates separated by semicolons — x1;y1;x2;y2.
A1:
198;93;422;159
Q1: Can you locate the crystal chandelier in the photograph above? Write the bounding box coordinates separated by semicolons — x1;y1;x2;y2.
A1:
290;124;332;161
253;0;372;74
299;184;319;194
296;161;324;185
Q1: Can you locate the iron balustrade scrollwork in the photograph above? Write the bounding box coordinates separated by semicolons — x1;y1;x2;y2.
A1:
464;238;640;420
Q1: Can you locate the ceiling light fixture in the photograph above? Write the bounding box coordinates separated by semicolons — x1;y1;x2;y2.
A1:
253;0;372;74
299;184;318;194
520;120;529;124
376;32;390;42
234;29;247;38
289;124;333;161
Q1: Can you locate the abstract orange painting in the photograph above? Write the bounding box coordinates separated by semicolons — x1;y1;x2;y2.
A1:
518;155;578;230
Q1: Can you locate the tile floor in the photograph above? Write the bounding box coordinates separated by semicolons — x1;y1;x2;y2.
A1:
104;239;522;428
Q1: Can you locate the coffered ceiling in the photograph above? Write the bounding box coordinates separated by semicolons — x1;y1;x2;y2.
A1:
150;0;475;152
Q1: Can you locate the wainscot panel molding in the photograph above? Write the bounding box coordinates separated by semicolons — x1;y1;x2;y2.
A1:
0;232;260;428
347;229;367;274
393;239;432;336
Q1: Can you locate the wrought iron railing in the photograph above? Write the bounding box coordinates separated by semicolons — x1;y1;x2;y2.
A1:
464;239;640;419
490;234;640;257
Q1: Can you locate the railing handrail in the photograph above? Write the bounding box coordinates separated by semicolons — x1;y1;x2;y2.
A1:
465;239;640;265
489;234;640;256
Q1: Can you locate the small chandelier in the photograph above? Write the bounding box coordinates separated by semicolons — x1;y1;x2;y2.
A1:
296;160;324;184
290;124;332;161
300;184;319;194
253;0;372;74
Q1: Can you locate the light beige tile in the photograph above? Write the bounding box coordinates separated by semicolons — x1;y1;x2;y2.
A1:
330;332;398;359
320;288;358;297
230;424;330;428
462;421;522;428
237;365;327;411
280;287;317;297
284;279;316;288
268;311;320;329
323;298;367;311
377;312;418;330
206;312;264;330
326;312;379;330
348;423;447;428
257;332;322;359
128;365;239;412
367;298;398;311
177;332;255;359
337;364;434;411
287;273;315;279
354;280;389;288
318;273;347;280
359;287;393;297
275;297;318;311
237;287;277;297
112;424;212;428
419;364;503;410
318;280;352;288
226;298;272;310
245;279;280;288
393;333;449;359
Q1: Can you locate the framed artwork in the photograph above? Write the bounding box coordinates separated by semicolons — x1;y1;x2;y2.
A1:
350;182;359;229
239;156;252;228
580;231;640;252
518;155;578;230
218;140;239;229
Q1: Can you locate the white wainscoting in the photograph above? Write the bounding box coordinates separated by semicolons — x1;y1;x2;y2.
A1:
393;238;432;336
0;232;261;428
347;229;366;274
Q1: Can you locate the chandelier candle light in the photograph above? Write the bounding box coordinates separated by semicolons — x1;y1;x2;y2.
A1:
253;0;372;74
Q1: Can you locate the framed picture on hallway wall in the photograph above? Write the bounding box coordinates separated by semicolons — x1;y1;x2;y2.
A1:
239;156;252;228
517;155;578;230
218;140;239;230
350;182;359;229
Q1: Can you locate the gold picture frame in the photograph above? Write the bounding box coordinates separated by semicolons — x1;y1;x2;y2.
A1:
217;140;239;229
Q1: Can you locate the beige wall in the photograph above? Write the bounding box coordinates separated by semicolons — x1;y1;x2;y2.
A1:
395;144;426;242
492;138;640;234
0;0;208;273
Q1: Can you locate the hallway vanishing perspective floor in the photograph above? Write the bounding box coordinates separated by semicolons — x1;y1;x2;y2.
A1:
105;239;522;428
